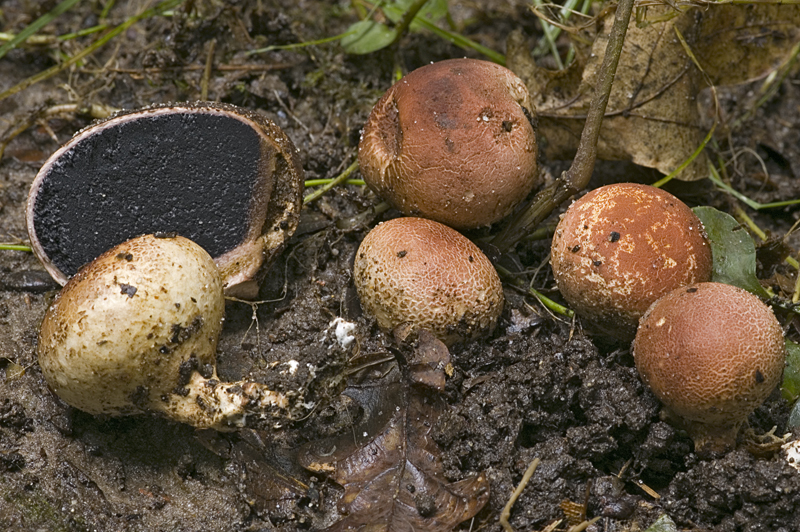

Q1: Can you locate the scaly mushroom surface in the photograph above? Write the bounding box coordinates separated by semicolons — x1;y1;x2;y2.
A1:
633;282;786;455
551;183;711;341
38;234;288;430
353;217;503;346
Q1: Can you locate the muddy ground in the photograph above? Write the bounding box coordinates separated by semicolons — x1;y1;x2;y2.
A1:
2;1;800;531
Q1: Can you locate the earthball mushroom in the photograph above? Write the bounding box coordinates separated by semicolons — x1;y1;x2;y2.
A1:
37;234;287;430
353;217;503;346
551;183;712;341
27;102;303;299
358;58;540;230
633;282;786;455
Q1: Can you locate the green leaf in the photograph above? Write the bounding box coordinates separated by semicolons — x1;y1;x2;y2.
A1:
341;20;397;55
384;0;449;31
783;338;800;403
692;206;770;298
643;514;678;532
341;0;450;55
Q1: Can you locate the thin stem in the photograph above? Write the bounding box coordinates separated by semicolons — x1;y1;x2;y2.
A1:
247;28;358;55
0;244;33;252
492;0;635;251
651;122;716;188
529;286;574;318
336;201;391;230
500;458;540;532
100;0;116;20
531;0;564;69
303;160;359;204
495;263;574;318
0;24;109;45
492;180;567;252
304;178;365;187
561;0;634;190
200;39;216;101
56;24;110;42
380;2;506;65
708;163;800;210
389;0;430;47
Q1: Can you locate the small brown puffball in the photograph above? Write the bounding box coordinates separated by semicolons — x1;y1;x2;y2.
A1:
353;217;503;346
633;282;786;455
358;58;539;230
551;183;712;341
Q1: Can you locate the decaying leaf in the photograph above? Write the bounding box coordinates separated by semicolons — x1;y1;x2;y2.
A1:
695;5;800;87
508;3;800;181
402;329;451;391
0;357;26;381
299;365;489;531
232;429;314;521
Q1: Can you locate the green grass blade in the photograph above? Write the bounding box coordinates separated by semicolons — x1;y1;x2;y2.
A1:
0;0;182;103
381;3;504;64
0;0;82;61
651;123;716;188
0;244;33;252
707;164;800;210
303;160;360;204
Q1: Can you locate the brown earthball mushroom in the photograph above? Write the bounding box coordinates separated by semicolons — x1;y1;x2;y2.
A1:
353;217;504;346
358;58;539;230
633;282;786;456
551;183;712;341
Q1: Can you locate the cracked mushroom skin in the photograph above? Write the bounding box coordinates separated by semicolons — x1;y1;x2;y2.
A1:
37;234;287;430
633;282;786;456
27;102;303;299
353;217;504;346
551;183;712;341
358;58;539;230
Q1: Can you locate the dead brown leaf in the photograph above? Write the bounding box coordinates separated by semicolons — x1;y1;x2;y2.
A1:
402;329;452;391
509;2;800;181
232;430;313;521
298;365;489;531
696;4;800;86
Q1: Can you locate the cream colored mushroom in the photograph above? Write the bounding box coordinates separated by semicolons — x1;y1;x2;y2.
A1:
633;282;786;455
37;234;287;430
353;217;503;346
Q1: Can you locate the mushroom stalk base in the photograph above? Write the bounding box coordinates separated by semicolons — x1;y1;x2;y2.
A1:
685;420;742;458
161;372;289;431
662;409;741;458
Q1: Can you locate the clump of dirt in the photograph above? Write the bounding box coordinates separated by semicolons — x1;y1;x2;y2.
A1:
2;1;800;531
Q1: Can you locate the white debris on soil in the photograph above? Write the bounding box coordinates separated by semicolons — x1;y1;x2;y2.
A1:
281;359;300;375
783;438;800;472
329;317;357;349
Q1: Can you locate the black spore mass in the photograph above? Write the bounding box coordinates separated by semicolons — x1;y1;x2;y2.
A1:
32;110;261;277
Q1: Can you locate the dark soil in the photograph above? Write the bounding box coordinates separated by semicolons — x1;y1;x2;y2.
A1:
2;1;800;531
